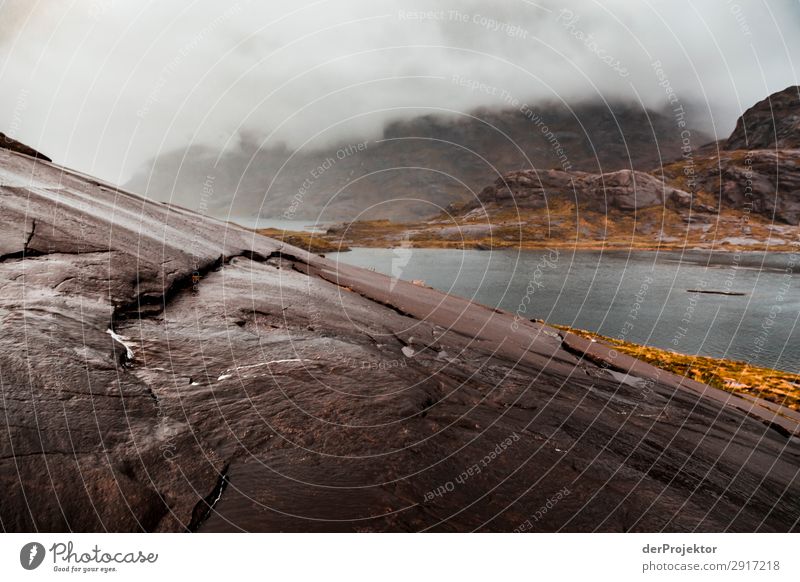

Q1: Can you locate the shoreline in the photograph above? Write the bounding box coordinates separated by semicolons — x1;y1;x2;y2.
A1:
4;143;800;531
332;241;800;253
550;324;800;413
259;223;800;414
255;226;800;254
321;243;799;393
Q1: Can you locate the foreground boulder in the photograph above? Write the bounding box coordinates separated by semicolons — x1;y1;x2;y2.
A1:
1;146;799;532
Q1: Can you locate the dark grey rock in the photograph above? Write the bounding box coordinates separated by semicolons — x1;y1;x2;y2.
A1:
471;168;692;214
0;132;51;162
1;147;799;533
693;150;800;225
726;86;800;150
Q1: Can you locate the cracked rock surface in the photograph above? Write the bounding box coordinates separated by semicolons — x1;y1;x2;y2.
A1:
726;86;800;150
1;148;799;532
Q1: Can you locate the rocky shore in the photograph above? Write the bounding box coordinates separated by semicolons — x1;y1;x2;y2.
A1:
2;143;799;532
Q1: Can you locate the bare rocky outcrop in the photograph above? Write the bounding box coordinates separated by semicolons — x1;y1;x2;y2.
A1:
725;85;800;150
1;144;799;532
658;85;800;226
684;150;800;225
457;88;800;229
471;168;693;213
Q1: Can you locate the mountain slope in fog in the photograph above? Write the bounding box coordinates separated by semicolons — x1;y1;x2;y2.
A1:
323;87;800;252
126;101;709;222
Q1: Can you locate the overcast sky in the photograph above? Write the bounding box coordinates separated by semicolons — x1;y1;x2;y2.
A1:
1;0;798;183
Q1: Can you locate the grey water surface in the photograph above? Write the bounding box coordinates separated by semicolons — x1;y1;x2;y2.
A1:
329;248;799;373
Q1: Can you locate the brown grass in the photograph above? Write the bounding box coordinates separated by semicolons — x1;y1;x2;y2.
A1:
552;324;800;411
256;228;350;254
310;204;797;253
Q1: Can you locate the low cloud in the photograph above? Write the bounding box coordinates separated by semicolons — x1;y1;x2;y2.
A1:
0;0;798;183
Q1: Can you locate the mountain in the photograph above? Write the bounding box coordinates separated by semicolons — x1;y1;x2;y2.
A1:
2;139;799;532
125;101;710;222
663;149;800;226
725;85;800;150
324;87;800;251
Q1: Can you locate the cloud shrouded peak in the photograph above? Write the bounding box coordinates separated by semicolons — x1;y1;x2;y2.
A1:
0;0;798;183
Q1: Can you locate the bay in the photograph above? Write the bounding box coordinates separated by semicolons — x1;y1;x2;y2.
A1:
328;248;799;373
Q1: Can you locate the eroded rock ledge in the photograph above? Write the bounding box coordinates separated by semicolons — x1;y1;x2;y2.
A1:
1;147;798;532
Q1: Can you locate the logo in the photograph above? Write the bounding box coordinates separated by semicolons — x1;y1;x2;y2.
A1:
20;542;46;570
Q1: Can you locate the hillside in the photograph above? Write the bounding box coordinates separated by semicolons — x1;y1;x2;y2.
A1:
726;85;800;150
319;87;800;252
126;101;709;222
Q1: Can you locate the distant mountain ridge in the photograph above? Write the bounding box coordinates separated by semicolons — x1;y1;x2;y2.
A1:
125;101;710;222
315;86;800;252
461;86;800;225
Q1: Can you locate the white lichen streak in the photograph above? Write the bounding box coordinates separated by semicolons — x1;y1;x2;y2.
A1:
106;329;135;360
217;359;306;381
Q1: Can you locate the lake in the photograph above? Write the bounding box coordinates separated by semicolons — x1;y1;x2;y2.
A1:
328;248;800;373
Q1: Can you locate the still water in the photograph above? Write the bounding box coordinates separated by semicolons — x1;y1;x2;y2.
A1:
328;248;799;373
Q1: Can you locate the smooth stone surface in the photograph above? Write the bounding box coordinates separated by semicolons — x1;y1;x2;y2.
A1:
1;147;798;532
